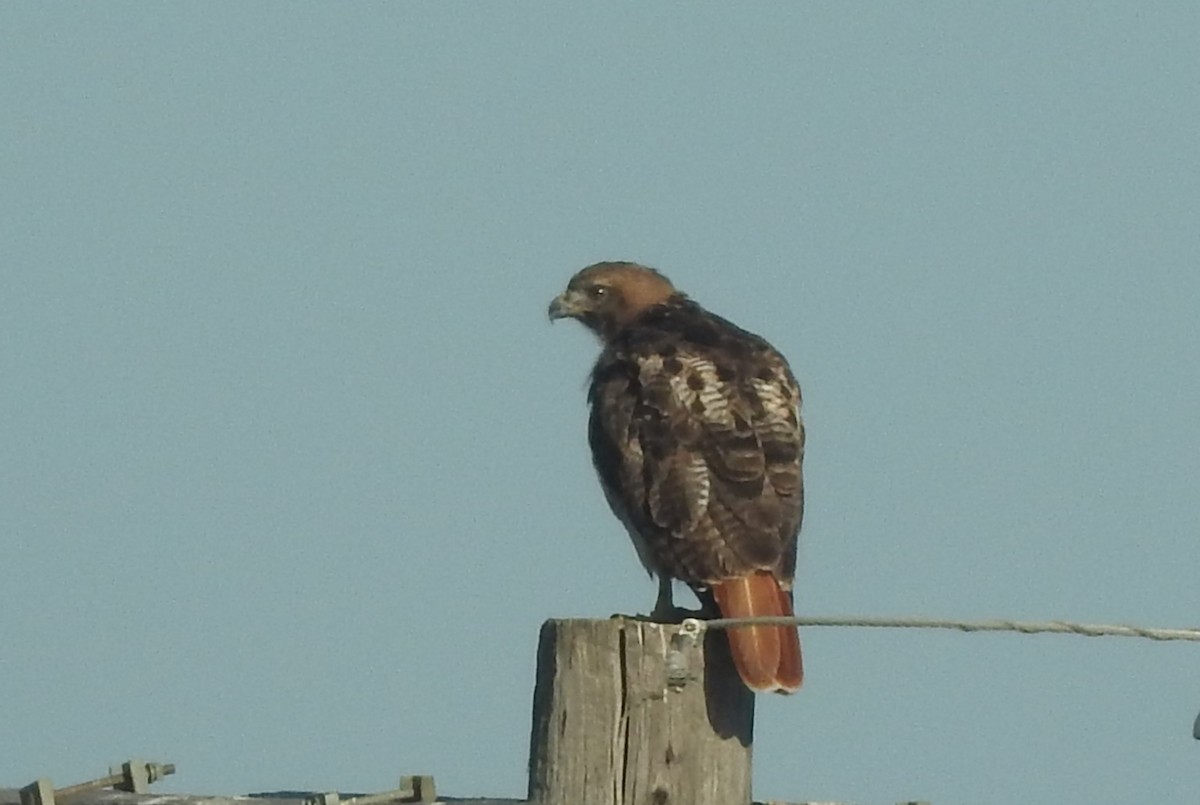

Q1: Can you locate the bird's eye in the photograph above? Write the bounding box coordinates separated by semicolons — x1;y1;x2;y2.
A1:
588;285;609;300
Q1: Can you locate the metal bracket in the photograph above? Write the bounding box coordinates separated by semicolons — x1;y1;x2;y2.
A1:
20;761;176;805
305;775;436;805
678;617;706;644
666;629;703;690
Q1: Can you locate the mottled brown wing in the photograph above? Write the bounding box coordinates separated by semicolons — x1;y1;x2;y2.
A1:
588;350;661;576
589;329;804;588
744;351;805;585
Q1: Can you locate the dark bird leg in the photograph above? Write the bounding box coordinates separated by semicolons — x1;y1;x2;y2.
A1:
651;574;676;620
648;575;707;622
691;587;723;619
611;576;704;623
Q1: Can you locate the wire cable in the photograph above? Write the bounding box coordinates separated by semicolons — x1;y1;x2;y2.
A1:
678;615;1200;643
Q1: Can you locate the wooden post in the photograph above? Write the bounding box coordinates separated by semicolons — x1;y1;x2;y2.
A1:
527;618;755;805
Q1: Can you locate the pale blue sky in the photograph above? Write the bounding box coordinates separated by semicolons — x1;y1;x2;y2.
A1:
3;4;1199;804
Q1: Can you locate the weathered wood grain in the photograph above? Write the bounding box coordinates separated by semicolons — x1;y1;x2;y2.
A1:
0;792;522;805
0;793;853;805
526;618;755;805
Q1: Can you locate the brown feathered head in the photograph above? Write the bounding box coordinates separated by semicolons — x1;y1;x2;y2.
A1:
548;261;679;341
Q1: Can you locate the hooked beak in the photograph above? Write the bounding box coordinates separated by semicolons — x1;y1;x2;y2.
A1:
548;290;585;322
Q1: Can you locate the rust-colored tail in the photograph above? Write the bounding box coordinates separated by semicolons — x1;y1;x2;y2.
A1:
710;571;803;694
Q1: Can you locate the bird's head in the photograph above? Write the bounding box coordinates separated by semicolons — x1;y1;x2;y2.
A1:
548;261;678;341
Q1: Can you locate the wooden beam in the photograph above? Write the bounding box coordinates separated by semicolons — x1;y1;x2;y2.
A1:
0;792;522;805
526;618;755;805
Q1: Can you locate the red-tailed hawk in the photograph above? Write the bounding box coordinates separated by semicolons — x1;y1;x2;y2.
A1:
549;261;804;693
